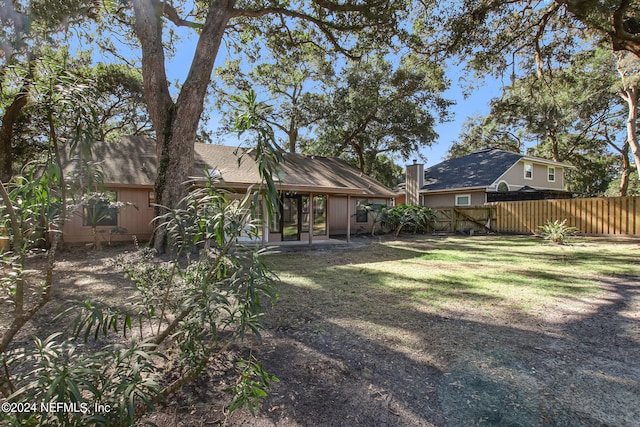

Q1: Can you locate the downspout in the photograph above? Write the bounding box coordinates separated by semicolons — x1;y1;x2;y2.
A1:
346;195;351;243
308;193;313;246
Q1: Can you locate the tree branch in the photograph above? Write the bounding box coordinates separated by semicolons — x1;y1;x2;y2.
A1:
161;1;203;29
231;7;367;59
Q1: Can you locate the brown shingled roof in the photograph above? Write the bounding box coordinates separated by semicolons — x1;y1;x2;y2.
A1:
62;136;394;197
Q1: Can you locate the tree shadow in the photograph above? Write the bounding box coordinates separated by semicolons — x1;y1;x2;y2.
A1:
228;252;640;427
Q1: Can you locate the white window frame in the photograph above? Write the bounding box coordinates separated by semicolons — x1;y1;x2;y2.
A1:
524;162;533;180
547;166;556;182
455;194;471;207
497;181;509;192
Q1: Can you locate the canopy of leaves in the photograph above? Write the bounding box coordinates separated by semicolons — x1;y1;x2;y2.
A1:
307;54;451;175
1;47;150;178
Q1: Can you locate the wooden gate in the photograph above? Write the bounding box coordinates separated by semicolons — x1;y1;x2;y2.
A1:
431;207;497;233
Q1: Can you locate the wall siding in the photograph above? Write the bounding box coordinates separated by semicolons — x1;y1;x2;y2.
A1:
63;187;155;244
499;161;565;190
423;190;486;208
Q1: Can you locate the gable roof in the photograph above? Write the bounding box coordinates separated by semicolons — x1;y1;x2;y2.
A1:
422;148;570;192
62;136;394;197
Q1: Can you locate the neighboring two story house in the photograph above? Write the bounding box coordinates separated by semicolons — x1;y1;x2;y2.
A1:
406;148;573;208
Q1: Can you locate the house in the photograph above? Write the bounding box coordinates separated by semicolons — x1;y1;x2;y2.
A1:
61;136;395;244
405;148;573;208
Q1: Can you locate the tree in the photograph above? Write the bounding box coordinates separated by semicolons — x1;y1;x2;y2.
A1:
448;46;636;196
214;27;334;153
421;1;640;191
615;50;640;180
422;1;640;73
0;46;150;181
308;54;451;175
447;114;523;159
107;0;414;252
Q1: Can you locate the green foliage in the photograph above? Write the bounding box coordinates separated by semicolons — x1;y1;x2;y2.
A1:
358;203;387;236
308;54;451;174
225;357;280;416
2;170;279;424
605;171;640;196
2;334;163;427
1;46;149;180
538;220;578;245
383;204;437;237
231;90;284;222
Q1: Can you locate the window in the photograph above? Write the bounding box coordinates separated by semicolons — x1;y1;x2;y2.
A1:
524;163;533;180
497;181;509;192
455;194;471;206
83;191;118;227
313;195;327;236
270;198;282;233
548;167;556;182
356;199;368;223
301;196;310;233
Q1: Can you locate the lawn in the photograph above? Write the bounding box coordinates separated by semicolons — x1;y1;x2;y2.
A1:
213;234;640;426
8;234;637;426
267;235;638;321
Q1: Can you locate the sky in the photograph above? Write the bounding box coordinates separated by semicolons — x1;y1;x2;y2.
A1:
160;28;504;169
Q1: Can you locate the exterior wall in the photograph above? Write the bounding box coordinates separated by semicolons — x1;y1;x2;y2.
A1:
422;190;486;208
405;163;424;205
63;187;155;244
328;195;391;235
497;160;565;190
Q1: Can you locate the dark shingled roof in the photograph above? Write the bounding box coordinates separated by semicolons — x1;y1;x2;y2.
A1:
62;136;394;197
422;148;523;191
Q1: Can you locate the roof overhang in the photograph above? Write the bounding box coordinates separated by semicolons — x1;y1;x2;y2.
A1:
189;178;395;198
419;186;488;194
521;156;575;169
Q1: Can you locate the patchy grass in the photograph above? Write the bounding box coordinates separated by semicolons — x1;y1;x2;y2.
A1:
266;235;640;319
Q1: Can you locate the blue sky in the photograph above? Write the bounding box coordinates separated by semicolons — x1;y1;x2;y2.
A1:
161;29;504;169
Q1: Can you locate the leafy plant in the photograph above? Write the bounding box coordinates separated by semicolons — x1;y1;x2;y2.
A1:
357;203;387;236
383;204;437;236
538;219;578;245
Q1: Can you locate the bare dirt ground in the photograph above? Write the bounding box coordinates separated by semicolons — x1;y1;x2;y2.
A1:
4;237;640;426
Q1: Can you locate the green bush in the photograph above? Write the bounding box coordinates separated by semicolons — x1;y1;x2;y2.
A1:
1;178;279;426
538;219;578;245
383;204;437;236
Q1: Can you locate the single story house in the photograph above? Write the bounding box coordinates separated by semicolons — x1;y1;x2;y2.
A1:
61;136;395;245
406;147;574;208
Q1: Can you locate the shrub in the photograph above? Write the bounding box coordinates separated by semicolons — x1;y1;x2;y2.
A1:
538;219;577;245
1;177;279;426
383;205;437;236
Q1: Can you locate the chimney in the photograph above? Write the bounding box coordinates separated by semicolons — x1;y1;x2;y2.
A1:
406;161;424;205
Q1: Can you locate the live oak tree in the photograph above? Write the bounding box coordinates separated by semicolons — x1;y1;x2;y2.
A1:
422;0;640;194
1;1;149;181
308;54;451;177
214;27;334;154
449;48;633;196
447;114;524;159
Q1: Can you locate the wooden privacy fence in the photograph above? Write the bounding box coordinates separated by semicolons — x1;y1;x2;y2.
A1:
491;196;640;235
430;206;497;233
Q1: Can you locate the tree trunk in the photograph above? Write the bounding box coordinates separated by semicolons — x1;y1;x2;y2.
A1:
0;71;31;182
624;87;640;177
619;140;631;196
288;117;298;153
132;0;234;252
